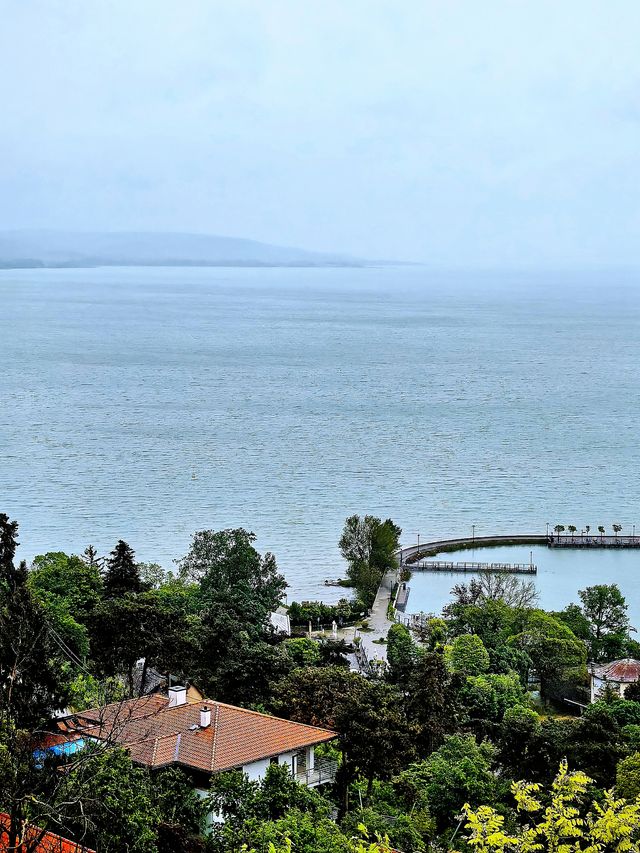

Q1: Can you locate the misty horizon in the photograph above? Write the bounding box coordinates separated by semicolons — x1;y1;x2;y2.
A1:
3;2;640;268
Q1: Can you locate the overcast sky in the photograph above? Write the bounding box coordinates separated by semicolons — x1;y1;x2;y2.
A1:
2;1;640;265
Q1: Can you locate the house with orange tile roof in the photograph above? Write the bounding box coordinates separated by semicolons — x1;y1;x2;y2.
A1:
46;686;337;797
0;813;95;853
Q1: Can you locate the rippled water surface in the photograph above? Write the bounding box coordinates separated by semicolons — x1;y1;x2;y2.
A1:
406;545;640;625
2;265;640;602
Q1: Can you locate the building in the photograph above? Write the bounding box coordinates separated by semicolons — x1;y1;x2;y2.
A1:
0;814;95;852
589;658;640;702
45;686;337;793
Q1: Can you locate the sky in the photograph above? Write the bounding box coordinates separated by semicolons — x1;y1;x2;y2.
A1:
1;1;640;266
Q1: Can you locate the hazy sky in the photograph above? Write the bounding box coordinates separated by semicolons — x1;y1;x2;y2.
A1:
2;1;640;265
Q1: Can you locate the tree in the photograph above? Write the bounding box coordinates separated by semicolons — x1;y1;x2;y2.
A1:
273;667;415;811
459;673;528;737
339;516;401;607
509;610;586;700
554;524;565;537
386;623;417;685
446;634;490;676
568;525;577;536
585;525;591;535
0;515;69;729
447;574;538;610
613;523;623;537
59;746;160;852
460;760;640;853
103;540;143;596
578;584;629;660
616;752;640;800
405;651;460;756
90;591;192;697
152;767;208;845
396;735;497;831
598;525;606;541
497;706;541;776
29;552;103;619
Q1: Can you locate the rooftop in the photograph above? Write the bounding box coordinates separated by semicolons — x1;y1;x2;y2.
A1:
0;814;94;853
55;694;336;774
592;658;640;683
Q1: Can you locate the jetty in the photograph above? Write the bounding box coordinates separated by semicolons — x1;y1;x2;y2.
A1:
548;534;640;548
399;534;545;565
411;560;538;575
412;559;537;575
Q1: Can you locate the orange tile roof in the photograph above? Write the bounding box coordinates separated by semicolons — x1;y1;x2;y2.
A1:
58;694;335;774
0;814;94;853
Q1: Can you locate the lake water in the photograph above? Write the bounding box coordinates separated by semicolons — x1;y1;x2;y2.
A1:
2;265;640;605
405;545;640;627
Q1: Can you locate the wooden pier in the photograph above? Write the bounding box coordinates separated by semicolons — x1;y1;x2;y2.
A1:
412;559;537;575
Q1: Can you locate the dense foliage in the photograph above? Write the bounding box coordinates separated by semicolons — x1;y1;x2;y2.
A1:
5;510;640;852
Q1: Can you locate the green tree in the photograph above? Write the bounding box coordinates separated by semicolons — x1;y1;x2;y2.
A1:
386;623;417;685
339;516;401;607
152;767;208;843
60;746;159;852
616;751;640;800
283;638;321;668
273;666;414;811
578;584;629;660
405;651;460;756
497;705;541;776
446;634;490;676
179;528;286;617
104;539;143;596
509;610;586;700
29;551;103;619
459;672;528;737
396;734;497;831
0;514;69;729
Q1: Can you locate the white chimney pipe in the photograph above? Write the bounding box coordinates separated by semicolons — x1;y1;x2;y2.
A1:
200;706;211;728
168;686;187;707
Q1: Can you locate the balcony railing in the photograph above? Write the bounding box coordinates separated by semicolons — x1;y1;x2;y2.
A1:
296;758;337;787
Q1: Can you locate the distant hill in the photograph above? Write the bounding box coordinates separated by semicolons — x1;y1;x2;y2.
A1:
0;230;362;269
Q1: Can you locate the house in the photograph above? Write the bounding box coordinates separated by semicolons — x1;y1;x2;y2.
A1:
589;658;640;702
46;686;337;795
0;813;95;852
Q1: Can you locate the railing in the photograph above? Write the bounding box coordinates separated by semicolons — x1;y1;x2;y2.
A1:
296;758;338;786
413;560;537;574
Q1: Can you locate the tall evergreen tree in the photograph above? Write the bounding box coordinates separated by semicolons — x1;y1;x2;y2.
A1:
104;539;142;596
0;514;68;727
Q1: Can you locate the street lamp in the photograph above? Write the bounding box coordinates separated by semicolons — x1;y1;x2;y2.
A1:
472;524;475;546
634;524;636;544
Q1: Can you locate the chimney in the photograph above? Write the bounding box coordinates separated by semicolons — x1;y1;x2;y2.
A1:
167;686;187;707
200;706;211;728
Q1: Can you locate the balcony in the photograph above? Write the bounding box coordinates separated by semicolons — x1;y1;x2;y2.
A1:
295;757;337;787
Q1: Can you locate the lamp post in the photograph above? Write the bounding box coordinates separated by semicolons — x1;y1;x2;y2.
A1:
416;532;420;565
472;524;475;547
634;524;636;544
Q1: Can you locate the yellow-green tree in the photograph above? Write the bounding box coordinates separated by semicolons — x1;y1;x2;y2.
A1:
460;760;640;853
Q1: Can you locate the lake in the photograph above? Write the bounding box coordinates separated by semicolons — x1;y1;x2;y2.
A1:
2;265;640;604
404;544;640;627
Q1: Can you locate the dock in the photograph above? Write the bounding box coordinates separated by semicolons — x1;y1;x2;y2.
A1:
548;535;640;548
411;559;537;575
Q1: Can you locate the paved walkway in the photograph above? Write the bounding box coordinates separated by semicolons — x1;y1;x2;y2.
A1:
357;568;396;664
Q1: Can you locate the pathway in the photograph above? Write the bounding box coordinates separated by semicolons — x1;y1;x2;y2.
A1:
357;567;396;665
